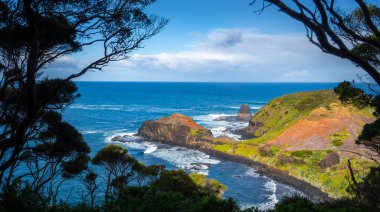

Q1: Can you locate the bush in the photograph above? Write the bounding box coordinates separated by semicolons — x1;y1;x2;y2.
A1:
262;196;365;212
291;150;313;158
334;81;372;109
0;182;49;212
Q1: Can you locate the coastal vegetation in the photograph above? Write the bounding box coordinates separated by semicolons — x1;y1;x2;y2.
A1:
134;81;379;210
0;144;239;212
212;85;376;198
0;0;380;211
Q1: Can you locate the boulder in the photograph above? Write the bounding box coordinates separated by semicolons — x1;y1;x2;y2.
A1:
319;152;340;169
235;121;264;139
236;104;252;121
138;113;212;144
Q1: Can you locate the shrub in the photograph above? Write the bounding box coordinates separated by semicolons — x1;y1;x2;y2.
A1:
334;81;372;109
291;150;313;158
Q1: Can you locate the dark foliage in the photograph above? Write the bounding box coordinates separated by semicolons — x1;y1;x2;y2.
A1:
0;148;241;212
260;196;366;212
104;170;241;212
0;181;49;212
251;1;380;85
0;0;166;200
334;81;372;109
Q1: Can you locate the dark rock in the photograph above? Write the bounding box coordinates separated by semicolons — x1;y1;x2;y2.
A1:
214;115;237;122
319;152;340;169
137;113;212;144
234;121;264;139
236;104;252;121
111;135;122;141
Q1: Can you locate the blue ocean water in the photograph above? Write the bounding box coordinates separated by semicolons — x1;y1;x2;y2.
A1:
62;82;337;209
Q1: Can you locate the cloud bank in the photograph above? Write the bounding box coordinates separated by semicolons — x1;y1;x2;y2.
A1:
51;28;363;82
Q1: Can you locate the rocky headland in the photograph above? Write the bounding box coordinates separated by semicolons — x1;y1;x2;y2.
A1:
137;113;214;145
113;89;377;201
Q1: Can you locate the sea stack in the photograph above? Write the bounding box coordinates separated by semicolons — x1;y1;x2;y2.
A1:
138;113;213;144
236;104;252;121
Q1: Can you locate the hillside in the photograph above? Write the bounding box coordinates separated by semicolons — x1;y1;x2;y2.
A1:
213;90;376;198
133;89;377;198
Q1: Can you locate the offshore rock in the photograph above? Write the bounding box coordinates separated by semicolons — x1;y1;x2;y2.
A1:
138;113;213;144
236;104;252;121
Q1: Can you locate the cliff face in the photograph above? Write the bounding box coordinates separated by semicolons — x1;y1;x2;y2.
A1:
138;113;213;144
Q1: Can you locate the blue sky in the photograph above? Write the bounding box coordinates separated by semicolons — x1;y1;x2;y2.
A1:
48;0;378;82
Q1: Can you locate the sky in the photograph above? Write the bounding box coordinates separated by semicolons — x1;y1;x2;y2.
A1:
48;0;378;82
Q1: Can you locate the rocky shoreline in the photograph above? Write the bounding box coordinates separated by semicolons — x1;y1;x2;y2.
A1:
116;108;339;203
142;138;333;203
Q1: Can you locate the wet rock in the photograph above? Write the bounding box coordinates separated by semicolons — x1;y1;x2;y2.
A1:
234;121;264;139
319;152;340;169
111;135;122;141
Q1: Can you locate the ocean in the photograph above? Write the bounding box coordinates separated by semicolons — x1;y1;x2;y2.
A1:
62;82;337;209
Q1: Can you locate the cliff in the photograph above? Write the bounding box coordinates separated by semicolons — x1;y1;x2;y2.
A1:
213;89;376;198
134;90;376;199
138;113;213;145
239;90;374;154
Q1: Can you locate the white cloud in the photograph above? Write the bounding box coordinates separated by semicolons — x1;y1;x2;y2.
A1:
105;28;361;82
48;28;363;82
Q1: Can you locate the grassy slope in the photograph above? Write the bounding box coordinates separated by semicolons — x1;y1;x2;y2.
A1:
245;90;339;144
212;90;376;198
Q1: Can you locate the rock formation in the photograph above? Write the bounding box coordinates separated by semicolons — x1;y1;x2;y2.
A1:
319;152;340;169
138;113;213;144
236;104;252;121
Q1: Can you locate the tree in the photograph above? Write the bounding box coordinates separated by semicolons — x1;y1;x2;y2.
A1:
81;171;98;208
92;145;140;197
0;0;166;190
334;81;372;108
251;0;380;85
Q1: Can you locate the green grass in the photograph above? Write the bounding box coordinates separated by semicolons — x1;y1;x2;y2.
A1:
270;146;280;155
206;89;377;198
190;129;207;136
328;130;350;146
291;150;313;158
189;173;227;195
244;90;339;144
213;144;234;153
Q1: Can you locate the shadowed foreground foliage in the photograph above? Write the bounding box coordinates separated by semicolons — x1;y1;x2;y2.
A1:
0;145;241;212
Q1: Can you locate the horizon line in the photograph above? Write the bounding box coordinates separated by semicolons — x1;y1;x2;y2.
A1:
72;81;343;83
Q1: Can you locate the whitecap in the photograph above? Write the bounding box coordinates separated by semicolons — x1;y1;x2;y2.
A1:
151;146;220;175
251;106;263;110
81;130;102;134
256;180;278;211
104;131;158;154
144;144;158;154
194;114;248;140
244;168;260;178
70;104;125;111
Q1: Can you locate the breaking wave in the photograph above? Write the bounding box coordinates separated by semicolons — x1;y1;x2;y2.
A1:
194;114;248;139
256;179;278;211
150;146;220;175
81;130;103;134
